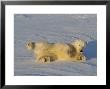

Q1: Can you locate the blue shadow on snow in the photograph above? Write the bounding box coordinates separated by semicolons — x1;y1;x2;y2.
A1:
83;40;97;60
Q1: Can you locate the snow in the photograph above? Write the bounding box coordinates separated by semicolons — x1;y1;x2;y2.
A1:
14;14;97;76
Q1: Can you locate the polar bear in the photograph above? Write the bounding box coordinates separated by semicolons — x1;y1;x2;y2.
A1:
26;40;87;63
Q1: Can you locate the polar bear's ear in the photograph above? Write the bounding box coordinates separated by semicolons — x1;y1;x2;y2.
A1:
71;39;80;45
71;39;87;48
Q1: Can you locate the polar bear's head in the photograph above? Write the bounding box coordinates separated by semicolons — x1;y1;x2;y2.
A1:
26;41;35;50
72;40;87;53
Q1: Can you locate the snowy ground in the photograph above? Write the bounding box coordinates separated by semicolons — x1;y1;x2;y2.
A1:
14;14;97;76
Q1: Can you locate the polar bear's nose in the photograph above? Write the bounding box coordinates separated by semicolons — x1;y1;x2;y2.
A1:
80;50;83;52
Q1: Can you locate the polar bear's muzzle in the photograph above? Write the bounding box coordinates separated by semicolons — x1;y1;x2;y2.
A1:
80;41;87;52
80;49;83;52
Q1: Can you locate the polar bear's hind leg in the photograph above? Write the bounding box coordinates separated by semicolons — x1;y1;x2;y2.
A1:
38;55;57;63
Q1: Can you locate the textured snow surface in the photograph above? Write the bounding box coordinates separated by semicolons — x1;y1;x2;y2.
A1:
14;14;97;76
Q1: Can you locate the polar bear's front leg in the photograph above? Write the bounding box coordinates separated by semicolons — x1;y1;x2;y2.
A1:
78;53;86;62
80;55;86;62
73;53;86;62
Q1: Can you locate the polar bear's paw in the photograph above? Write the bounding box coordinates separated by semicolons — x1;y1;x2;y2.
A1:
79;55;86;62
38;55;57;63
39;56;51;63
